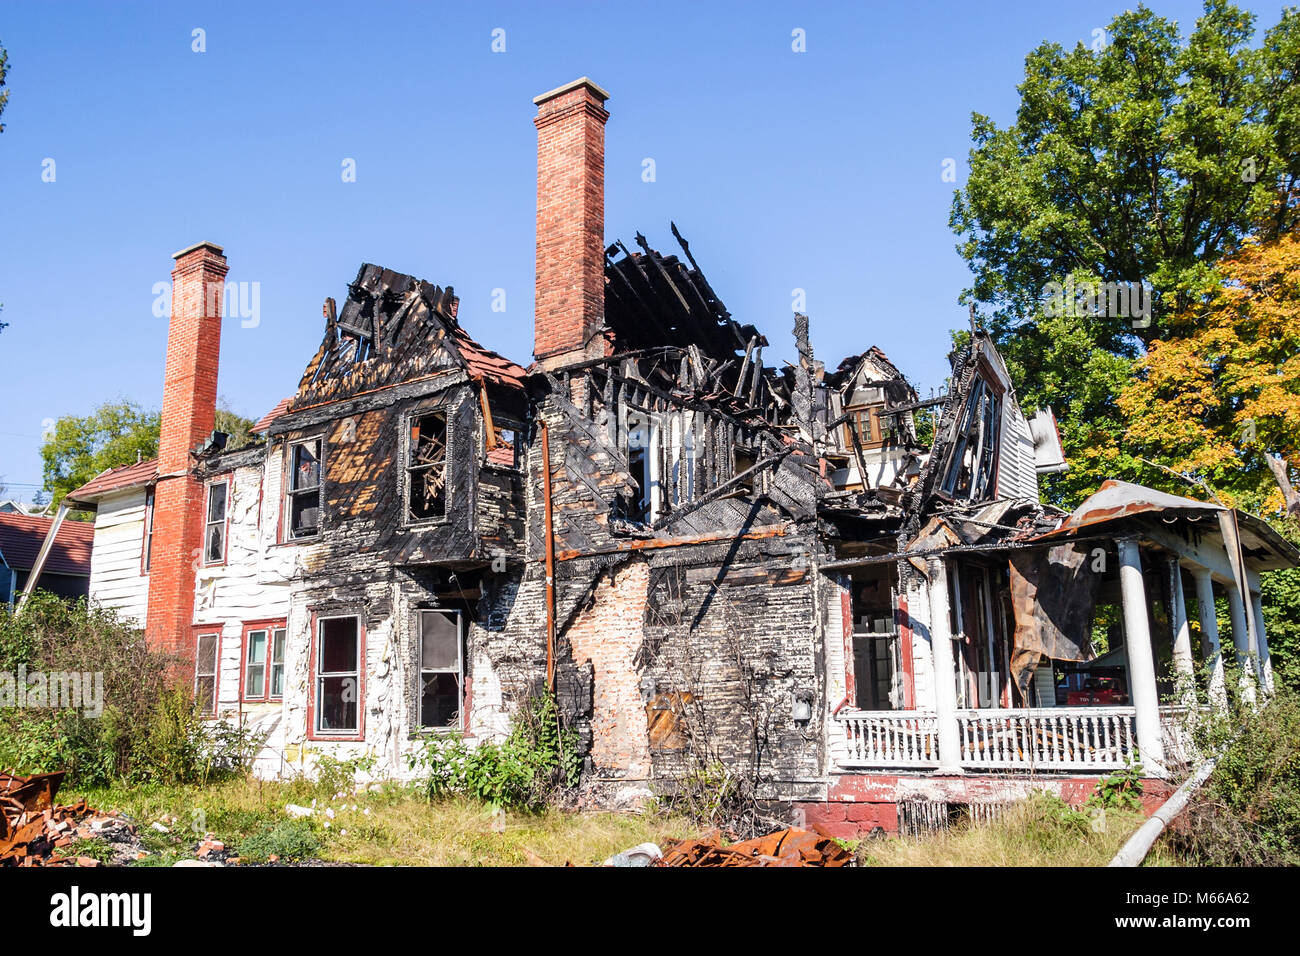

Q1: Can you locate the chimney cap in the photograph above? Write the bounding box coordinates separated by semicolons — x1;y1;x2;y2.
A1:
172;240;225;260
533;77;609;106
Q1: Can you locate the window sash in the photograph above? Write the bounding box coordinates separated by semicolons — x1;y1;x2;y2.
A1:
142;487;155;573
315;616;359;734
405;412;448;521
195;632;219;716
203;481;228;564
286;439;323;539
419;610;463;729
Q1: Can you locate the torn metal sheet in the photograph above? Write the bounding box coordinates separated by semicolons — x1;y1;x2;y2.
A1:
1007;542;1100;698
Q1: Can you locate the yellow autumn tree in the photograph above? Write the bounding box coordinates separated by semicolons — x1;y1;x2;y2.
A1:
1121;232;1300;517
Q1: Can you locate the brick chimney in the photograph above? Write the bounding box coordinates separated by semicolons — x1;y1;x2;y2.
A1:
146;241;227;661
533;77;610;370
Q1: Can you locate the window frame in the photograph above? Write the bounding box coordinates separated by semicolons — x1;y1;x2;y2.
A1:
202;476;232;567
193;628;221;718
403;408;450;526
307;612;365;741
141;485;155;574
240;619;287;702
416;608;465;732
844;403;886;451
283;437;324;542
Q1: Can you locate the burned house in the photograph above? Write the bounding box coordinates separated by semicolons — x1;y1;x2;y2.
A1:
59;77;1296;833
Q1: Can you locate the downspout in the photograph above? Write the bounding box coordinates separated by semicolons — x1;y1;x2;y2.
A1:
15;501;72;614
540;420;557;693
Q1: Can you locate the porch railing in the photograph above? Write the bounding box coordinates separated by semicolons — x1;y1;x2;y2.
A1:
835;705;1203;772
955;707;1136;771
837;711;940;768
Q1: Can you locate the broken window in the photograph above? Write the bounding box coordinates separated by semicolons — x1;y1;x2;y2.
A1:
194;632;219;717
418;610;463;729
851;568;902;711
624;415;655;521
733;445;757;493
286;439;323;539
203;480;228;564
315;616;360;735
487;427;518;469
142;486;155;573
406;412;448;522
244;624;286;701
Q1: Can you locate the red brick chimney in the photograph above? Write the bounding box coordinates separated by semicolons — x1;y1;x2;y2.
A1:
146;241;227;661
533;77;610;370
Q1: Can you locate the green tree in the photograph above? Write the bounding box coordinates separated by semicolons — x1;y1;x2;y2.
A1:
40;400;257;512
951;1;1300;505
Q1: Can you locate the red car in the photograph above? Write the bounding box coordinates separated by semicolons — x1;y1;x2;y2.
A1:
1066;676;1129;706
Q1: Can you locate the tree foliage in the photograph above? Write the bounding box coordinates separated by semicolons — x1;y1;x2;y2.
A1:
1121;232;1300;515
951;1;1300;506
40;400;257;512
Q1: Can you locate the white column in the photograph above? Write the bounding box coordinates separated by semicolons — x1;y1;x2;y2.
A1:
1226;586;1257;707
926;557;963;774
1250;592;1274;698
1166;558;1195;706
1117;538;1166;771
1192;568;1227;710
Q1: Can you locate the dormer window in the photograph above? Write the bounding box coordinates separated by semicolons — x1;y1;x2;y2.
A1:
287;439;323;539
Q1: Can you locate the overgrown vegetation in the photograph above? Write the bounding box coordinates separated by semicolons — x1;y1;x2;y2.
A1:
863;790;1163;867
407;692;581;810
1164;686;1300;865
0;593;260;786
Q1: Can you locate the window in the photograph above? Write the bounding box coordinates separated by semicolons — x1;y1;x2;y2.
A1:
419;610;463;728
314;616;360;735
845;404;886;450
406;412;448;522
195;632;219;716
204;480;229;565
286;439;322;539
487;427;518;469
243;624;286;701
142;486;155;573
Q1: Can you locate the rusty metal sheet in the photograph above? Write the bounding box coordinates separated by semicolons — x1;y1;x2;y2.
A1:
1034;479;1222;540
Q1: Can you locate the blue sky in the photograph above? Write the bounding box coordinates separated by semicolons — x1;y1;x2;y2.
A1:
0;0;1289;500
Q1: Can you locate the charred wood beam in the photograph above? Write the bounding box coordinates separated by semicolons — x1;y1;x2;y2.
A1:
649;445;797;532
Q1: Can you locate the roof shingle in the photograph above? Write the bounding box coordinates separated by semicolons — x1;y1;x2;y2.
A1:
0;512;94;576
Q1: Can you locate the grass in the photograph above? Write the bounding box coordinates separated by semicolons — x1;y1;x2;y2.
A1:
858;792;1176;867
64;776;695;867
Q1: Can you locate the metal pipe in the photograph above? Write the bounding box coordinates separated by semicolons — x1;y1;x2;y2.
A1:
15;501;71;614
540;421;557;693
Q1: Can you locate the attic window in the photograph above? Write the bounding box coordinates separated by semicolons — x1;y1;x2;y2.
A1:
287;439;323;539
407;412;448;522
845;404;886;450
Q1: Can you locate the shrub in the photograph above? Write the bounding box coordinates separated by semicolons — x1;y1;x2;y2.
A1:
407;692;580;810
237;818;322;863
1166;686;1300;866
0;594;262;786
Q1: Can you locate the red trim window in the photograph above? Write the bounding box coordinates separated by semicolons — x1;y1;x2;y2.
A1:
285;438;323;540
242;621;287;701
309;614;364;739
141;485;155;574
203;477;231;565
418;610;464;730
194;630;220;716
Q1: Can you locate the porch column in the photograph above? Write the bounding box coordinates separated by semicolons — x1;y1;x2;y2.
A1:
1117;538;1165;771
1250;592;1274;699
1166;557;1195;706
1226;586;1257;707
1191;567;1227;710
925;557;963;774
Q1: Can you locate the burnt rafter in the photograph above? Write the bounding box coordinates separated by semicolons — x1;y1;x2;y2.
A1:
602;227;765;362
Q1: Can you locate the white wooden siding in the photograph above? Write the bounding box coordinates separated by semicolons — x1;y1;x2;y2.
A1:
87;489;149;627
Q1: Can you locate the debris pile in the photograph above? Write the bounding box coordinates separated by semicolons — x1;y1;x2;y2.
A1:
0;770;138;867
658;827;853;867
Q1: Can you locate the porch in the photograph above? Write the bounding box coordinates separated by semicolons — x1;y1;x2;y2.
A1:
833;704;1195;772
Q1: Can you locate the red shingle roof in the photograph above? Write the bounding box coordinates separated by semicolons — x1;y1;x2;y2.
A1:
451;329;527;389
66;459;158;504
0;512;94;576
253;397;293;433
